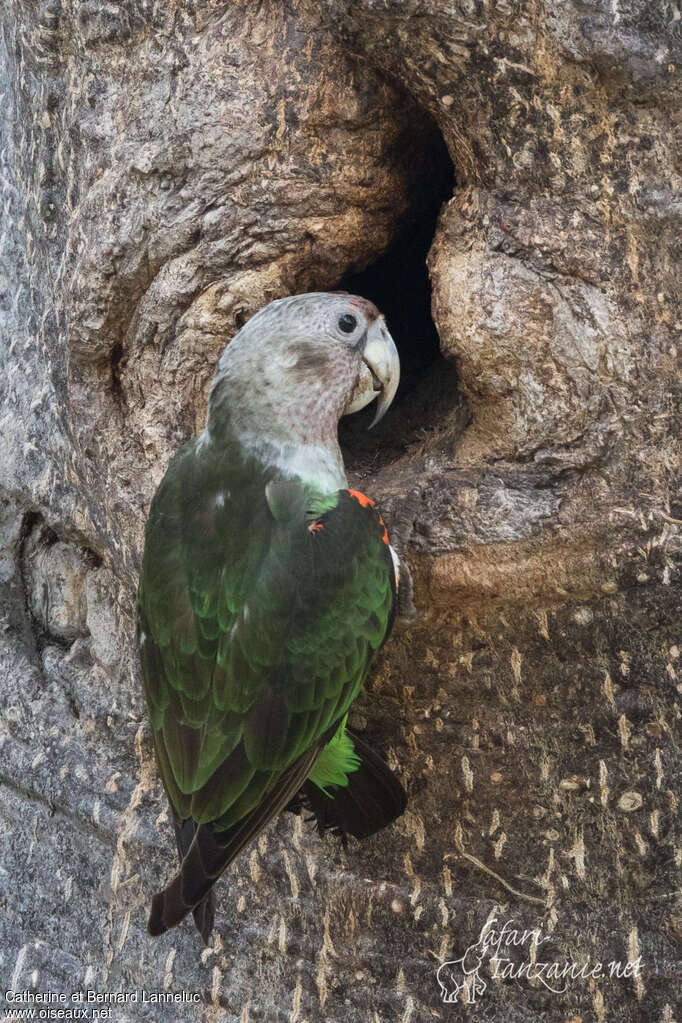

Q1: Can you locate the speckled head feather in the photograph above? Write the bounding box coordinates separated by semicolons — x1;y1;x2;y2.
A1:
209;292;380;443
204;291;397;489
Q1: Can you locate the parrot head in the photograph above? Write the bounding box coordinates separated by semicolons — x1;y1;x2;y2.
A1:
208;293;400;451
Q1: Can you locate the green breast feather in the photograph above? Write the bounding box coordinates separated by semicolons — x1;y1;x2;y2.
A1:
137;437;395;832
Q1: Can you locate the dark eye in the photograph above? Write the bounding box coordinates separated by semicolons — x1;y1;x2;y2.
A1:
337;313;358;335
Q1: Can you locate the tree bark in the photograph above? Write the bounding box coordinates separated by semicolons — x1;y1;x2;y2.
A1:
0;1;679;1020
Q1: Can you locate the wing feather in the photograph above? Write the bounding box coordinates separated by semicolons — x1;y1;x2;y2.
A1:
138;441;395;848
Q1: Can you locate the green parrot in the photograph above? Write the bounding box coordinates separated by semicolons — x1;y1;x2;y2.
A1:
137;292;406;941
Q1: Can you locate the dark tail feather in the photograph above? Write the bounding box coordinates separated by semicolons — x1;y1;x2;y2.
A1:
294;731;407;839
171;818;216;944
148;746;320;939
191;894;215;944
149;823;232;939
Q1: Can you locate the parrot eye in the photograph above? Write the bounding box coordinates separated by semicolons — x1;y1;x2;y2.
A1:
337;313;358;335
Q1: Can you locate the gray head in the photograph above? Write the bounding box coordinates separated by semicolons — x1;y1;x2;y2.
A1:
207;292;400;450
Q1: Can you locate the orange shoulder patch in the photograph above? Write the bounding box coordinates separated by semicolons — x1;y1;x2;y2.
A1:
348;489;389;545
347;488;375;509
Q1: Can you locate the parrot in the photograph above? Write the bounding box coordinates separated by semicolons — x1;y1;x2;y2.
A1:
136;291;407;942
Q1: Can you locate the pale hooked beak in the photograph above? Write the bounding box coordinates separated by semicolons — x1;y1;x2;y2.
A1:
344;318;400;428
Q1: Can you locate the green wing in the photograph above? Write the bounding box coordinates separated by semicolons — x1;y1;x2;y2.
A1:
137;438;395;833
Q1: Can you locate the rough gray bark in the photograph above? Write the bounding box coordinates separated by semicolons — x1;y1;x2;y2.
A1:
0;1;680;1021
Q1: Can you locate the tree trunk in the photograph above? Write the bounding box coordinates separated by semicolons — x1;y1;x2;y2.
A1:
1;1;679;1020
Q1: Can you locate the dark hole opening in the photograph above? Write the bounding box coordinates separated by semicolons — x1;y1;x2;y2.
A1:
110;341;125;401
337;126;463;477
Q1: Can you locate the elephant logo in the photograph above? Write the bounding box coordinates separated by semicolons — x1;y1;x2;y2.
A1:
436;936;488;1004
